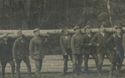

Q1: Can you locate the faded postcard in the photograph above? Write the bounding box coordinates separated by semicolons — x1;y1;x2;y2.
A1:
0;0;125;78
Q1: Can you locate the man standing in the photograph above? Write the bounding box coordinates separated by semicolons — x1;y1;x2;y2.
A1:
29;28;47;78
71;26;84;75
82;26;97;72
107;26;124;77
60;27;72;74
114;26;124;73
13;30;31;78
92;25;108;76
0;34;15;78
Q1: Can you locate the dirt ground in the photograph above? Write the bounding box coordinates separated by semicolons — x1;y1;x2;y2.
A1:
0;55;125;78
1;72;125;78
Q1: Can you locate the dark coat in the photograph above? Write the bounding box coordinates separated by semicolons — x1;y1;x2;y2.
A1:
92;33;108;51
82;33;97;54
114;34;124;59
0;37;14;61
29;36;46;60
107;33;124;62
71;33;84;54
13;35;29;59
122;33;125;52
60;34;72;55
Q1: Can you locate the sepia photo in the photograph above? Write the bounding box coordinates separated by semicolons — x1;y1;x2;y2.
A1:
0;0;125;78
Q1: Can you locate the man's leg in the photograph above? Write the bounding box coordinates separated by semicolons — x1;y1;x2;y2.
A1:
116;57;123;74
97;52;104;75
23;57;31;73
72;54;77;73
63;55;68;74
84;53;89;72
69;54;73;62
92;53;98;69
109;62;116;78
23;57;32;77
15;59;22;78
1;61;7;78
9;60;15;78
34;59;43;78
77;54;83;74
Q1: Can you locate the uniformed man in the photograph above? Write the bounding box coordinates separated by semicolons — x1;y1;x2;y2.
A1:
106;28;117;77
60;27;72;74
113;26;124;73
29;28;47;78
0;34;15;78
92;25;108;76
71;26;84;75
107;26;124;77
82;26;97;72
13;30;31;78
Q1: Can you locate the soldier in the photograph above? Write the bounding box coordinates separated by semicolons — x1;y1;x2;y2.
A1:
92;25;108;76
106;28;117;77
13;30;31;78
107;26;124;77
0;34;15;78
113;26;124;73
60;27;72;74
29;28;47;78
71;26;84;75
82;26;97;72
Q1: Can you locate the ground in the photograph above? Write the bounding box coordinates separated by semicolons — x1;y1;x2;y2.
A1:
0;55;125;78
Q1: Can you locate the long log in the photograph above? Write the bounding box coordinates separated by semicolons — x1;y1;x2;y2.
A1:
0;27;124;37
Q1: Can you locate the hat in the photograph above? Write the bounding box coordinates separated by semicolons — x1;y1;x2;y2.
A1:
73;26;80;31
33;28;40;33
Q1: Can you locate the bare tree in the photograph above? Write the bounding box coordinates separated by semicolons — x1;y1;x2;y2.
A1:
106;0;113;27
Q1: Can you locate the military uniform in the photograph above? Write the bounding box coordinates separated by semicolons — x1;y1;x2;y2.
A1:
29;35;46;78
71;32;84;74
13;35;31;78
114;33;124;71
60;33;72;74
92;32;108;74
107;32;124;76
0;37;15;78
82;33;97;71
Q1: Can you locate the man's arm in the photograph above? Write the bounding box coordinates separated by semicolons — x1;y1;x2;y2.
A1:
29;39;34;57
90;33;99;46
122;34;125;52
71;36;75;53
60;36;66;54
12;39;18;59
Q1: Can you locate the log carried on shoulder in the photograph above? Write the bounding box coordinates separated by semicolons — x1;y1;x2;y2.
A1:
0;27;124;37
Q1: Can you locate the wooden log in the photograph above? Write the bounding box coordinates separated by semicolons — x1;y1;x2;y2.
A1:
0;27;124;37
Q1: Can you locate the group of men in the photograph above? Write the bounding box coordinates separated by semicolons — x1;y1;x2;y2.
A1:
0;28;47;78
60;25;125;77
0;25;124;78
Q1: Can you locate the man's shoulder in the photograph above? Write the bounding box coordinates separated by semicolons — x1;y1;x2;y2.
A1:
30;36;41;41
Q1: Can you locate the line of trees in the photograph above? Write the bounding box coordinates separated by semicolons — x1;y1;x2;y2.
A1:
0;0;125;29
